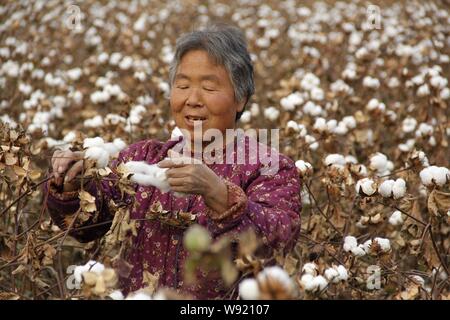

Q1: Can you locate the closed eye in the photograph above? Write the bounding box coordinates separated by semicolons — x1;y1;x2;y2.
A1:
203;87;216;92
176;85;189;89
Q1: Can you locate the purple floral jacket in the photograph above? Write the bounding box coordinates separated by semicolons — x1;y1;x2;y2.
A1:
44;136;301;299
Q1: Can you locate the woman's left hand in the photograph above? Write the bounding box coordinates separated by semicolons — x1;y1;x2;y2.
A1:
158;150;229;214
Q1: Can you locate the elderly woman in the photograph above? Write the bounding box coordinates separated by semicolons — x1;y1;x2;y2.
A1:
45;24;301;299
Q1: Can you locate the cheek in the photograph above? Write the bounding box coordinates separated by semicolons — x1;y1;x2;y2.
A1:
170;93;184;113
206;94;236;116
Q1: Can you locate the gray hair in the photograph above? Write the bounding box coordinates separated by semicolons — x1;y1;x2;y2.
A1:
168;24;255;120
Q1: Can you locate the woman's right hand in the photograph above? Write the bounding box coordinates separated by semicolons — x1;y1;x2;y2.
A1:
51;150;85;191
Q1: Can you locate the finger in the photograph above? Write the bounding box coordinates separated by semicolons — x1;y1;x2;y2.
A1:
157;159;186;168
64;160;84;184
166;167;192;178
167;177;189;187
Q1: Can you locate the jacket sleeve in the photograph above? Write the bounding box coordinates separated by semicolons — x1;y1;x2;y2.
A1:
204;156;302;250
43;142;147;242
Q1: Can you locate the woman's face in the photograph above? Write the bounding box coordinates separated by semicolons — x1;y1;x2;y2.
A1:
170;50;245;140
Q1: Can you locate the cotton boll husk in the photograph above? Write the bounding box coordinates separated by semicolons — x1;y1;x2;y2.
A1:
239;278;260;300
257;266;293;291
374;237;391;252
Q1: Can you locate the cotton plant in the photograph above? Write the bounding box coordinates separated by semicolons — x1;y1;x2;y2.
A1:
343;235;391;257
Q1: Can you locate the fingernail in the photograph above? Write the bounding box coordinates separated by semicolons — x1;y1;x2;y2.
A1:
64;175;69;183
58;166;64;173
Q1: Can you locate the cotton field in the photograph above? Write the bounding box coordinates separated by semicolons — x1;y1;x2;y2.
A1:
0;0;449;300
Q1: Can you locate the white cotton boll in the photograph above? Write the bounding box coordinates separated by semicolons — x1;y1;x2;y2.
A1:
119;56;133;70
363;76;380;89
342;68;357;80
170;126;184;140
378;180;394;197
250;103;260;117
374;237;391;252
302;262;318;276
420;166;450;186
105;114;126;125
356;178;376;196
430;76;448;89
324;154;346;167
263;106;280;121
343;236;358;252
287;120;299;132
303;101;323;117
345;156;358;164
313;117;327;132
310;87;324;101
366;98;379;111
300;73;320;91
109;290;124;300
311;276;328;292
67;68;82;81
300;274;316;291
83;137;105;148
113;138;126;152
63;131;76;143
334;122;348;135
102;143;120;158
398;139;416;152
280;92;304;111
240;111;251;123
351;246;366;257
389;210;404;226
325;267;340;283
402;117;417;133
85;147;110;168
370;153;388;172
109;52;122;65
133;14;147;32
440;88;450;99
411;74;425;86
104;84;122;97
342;116;356;129
388;77;400;88
126;292;152;300
392;179;406;199
239;278;260;300
84;115;104;128
326;120;337;132
295;160;312;174
415;123;434;138
19;83;32;95
336;265;348;281
98;52;109;64
361;240;372;254
124;161;171;192
305;135;318;150
417;84;430;97
257;266;293;292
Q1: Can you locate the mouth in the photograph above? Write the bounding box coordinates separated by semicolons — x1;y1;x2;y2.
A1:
184;115;208;127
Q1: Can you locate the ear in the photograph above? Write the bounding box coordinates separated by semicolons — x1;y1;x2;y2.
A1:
236;98;247;113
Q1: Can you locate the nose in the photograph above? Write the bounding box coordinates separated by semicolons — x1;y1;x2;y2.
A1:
186;88;204;108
